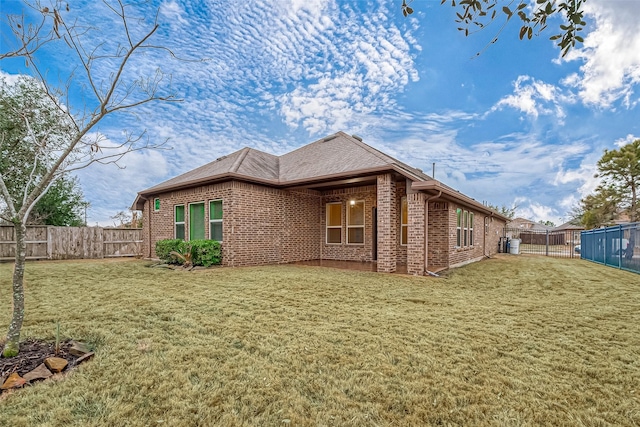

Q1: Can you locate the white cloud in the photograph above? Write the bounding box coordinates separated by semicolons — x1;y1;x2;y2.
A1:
561;0;640;108
75;135;169;225
490;75;574;120
0;71;23;86
160;1;189;28
613;133;639;148
515;201;559;224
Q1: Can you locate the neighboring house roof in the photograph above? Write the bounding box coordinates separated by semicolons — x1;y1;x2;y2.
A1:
507;217;553;231
553;221;585;231
133;131;508;221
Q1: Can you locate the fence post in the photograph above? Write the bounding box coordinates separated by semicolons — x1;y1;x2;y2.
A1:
545;230;549;256
46;226;52;260
619;225;623;269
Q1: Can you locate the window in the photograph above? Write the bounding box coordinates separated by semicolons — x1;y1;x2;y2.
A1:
326;203;342;244
401;196;408;246
456;208;462;247
154;198;160;212
189;202;205;240
463;210;468;247
209;200;223;241
456;208;474;248
347;200;364;244
175;205;185;240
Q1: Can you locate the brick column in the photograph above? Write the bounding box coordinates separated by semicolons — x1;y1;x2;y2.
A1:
377;174;397;273
407;192;426;275
143;201;151;258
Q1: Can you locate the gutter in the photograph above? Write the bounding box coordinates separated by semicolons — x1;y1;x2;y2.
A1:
411;181;509;221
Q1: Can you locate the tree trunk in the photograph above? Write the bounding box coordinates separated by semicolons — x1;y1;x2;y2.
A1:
2;221;27;357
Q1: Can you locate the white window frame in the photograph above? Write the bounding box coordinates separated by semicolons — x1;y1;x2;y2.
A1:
347;200;365;245
463;210;469;247
326;202;342;244
153;198;160;212
175;204;185;240
456;208;462;247
401;196;408;246
469;212;474;246
209;199;223;242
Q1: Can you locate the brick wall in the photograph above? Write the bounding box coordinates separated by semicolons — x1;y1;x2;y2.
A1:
376;174;397;273
448;202;484;268
407;192;426;275
427;202;449;270
485;215;506;256
320;185;377;262
143;182;234;261
228;182;321;266
142;181;321;266
141;177;502;271
395;181;408;265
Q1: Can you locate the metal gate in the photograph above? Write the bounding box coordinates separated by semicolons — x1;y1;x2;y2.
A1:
502;228;581;258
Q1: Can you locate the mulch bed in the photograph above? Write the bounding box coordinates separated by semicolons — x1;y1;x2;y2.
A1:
0;339;82;391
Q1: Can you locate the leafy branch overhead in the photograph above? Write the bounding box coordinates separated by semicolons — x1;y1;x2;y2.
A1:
403;0;587;57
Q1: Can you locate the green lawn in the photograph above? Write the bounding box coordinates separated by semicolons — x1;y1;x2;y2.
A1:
1;256;639;426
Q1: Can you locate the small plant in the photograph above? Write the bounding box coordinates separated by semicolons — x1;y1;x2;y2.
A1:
170;244;194;268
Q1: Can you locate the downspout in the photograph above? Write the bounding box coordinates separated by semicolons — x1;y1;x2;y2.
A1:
424;190;441;275
146;199;152;258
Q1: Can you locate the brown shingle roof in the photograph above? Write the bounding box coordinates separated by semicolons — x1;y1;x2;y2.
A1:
138;131;429;196
133;131;509;220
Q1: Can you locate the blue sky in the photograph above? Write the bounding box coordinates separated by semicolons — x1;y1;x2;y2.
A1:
2;0;639;226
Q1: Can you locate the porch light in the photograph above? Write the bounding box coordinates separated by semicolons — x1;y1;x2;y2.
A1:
350;200;356;206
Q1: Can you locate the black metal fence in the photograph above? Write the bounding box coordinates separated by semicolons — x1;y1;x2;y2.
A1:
501;228;581;258
580;223;640;274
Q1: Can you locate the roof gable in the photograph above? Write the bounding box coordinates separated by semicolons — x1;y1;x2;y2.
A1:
139;131;430;196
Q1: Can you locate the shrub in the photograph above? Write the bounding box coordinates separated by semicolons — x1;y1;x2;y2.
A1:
155;239;186;265
155;239;222;267
190;240;222;267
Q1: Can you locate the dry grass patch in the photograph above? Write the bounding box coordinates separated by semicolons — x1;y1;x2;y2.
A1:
0;256;639;426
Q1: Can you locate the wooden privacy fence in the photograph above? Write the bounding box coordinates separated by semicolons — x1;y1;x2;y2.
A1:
0;226;142;261
519;231;565;245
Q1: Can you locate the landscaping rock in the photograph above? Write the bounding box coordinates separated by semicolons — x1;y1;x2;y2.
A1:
23;363;53;382
1;373;26;390
75;352;95;365
69;341;91;357
44;357;68;373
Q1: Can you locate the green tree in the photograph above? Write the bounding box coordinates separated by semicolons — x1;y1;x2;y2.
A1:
539;220;556;227
30;176;85;226
403;0;587;56
596;139;640;223
574;187;619;229
1;77;86;226
487;203;517;220
0;0;178;357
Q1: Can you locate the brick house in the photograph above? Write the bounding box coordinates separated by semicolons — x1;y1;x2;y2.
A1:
133;132;508;274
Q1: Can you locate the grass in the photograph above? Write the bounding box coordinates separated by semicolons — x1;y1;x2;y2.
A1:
0;256;639;426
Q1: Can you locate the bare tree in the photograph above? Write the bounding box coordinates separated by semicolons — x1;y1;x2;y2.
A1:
0;0;180;357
